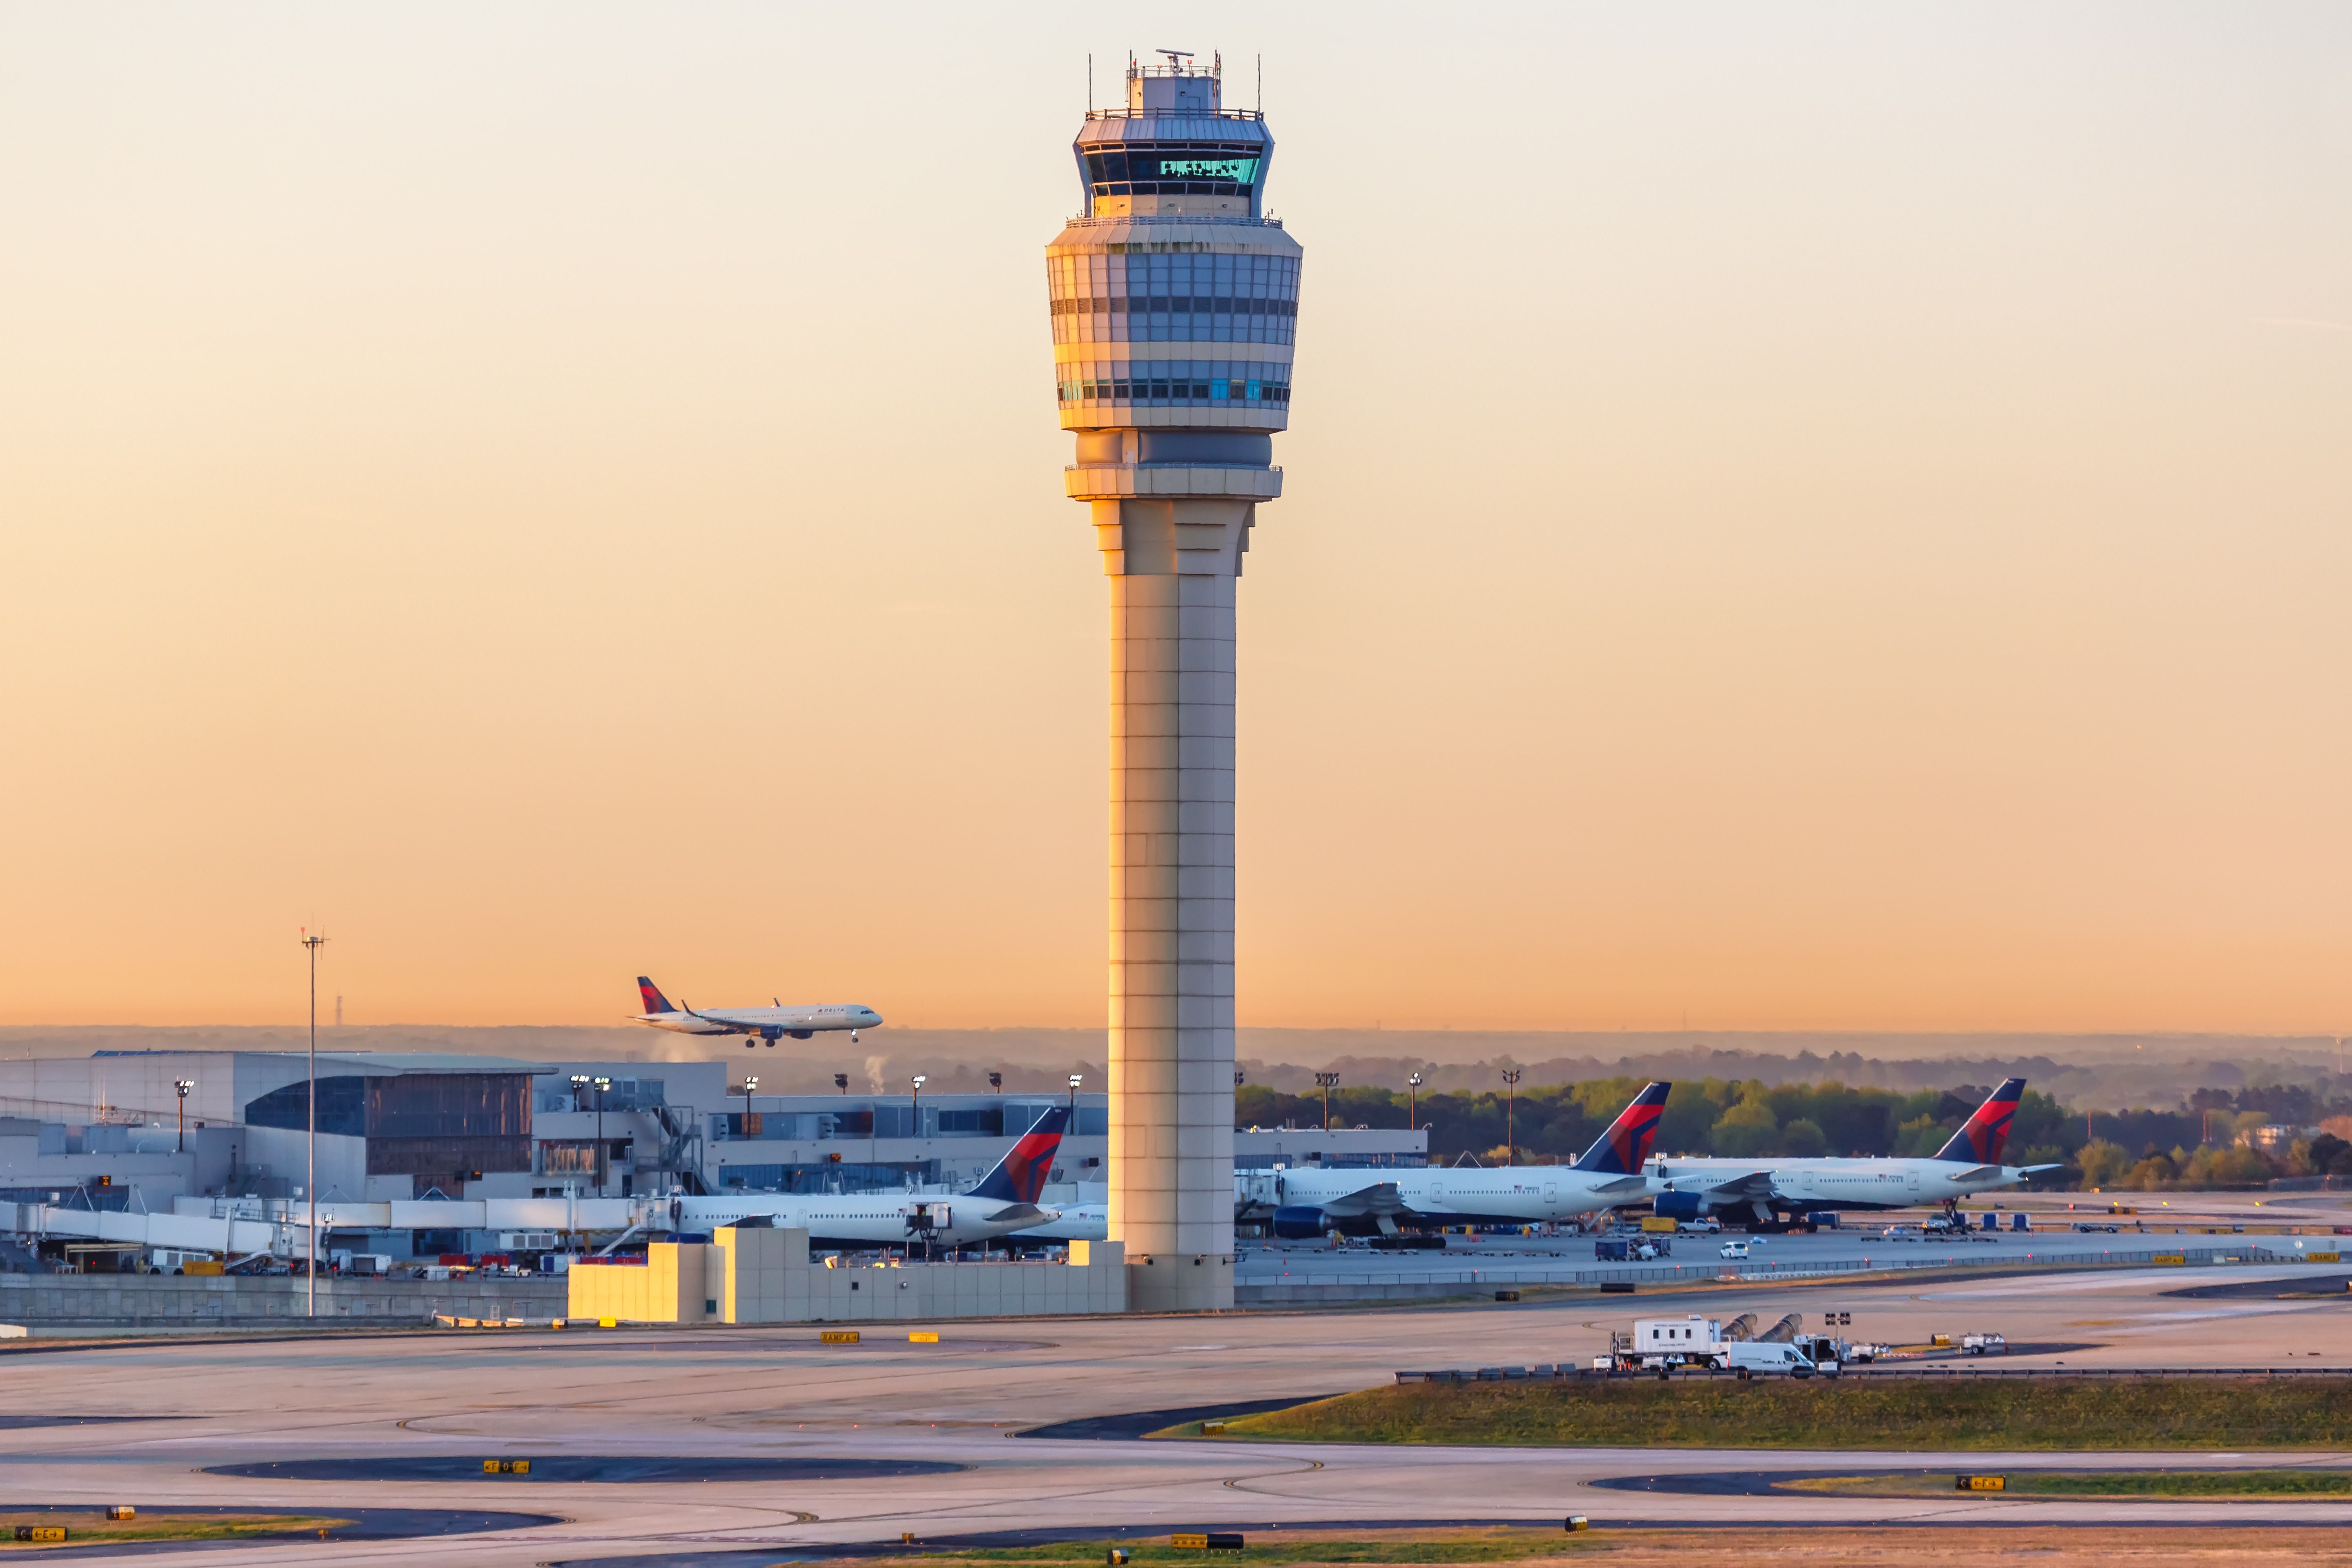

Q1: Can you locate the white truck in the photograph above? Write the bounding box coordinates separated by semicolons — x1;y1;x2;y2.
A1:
1604;1314;1840;1378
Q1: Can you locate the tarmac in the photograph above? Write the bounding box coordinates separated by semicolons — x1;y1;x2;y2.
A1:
1;1190;2345;1565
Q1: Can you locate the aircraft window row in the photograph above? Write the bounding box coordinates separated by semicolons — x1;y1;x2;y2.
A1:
1050;295;1297;318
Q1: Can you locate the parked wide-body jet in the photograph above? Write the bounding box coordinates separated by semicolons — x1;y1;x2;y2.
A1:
677;1107;1068;1249
1650;1078;2060;1226
1261;1082;1674;1240
630;976;881;1047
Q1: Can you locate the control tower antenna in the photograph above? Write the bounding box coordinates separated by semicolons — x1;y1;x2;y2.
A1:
1043;49;1303;1312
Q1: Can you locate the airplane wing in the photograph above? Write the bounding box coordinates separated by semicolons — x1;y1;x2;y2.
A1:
2018;1163;2064;1174
1948;1165;2004;1184
1683;1170;1777;1201
979;1203;1054;1227
1312;1182;1408;1219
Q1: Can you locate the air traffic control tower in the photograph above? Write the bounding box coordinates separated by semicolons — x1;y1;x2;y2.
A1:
1045;52;1302;1312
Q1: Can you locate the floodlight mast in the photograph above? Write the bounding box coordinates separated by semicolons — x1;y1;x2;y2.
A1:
1050;46;1300;1312
300;928;327;1316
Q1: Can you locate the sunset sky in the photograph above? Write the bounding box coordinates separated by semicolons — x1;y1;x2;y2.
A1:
3;5;2348;1033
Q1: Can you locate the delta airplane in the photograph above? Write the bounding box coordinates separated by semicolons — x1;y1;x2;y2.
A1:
1649;1078;2062;1227
676;1107;1068;1249
1262;1082;1673;1239
630;977;881;1047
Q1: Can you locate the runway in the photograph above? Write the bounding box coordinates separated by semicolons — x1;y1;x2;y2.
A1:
3;1248;2349;1566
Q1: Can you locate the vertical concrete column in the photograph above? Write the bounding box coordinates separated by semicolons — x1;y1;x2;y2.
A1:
1102;497;1242;1312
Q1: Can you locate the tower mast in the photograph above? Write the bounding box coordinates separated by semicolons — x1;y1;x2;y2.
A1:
1044;49;1302;1311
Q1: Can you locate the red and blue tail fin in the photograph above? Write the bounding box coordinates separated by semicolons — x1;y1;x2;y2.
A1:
1935;1078;2026;1164
966;1105;1069;1203
1571;1081;1673;1174
637;977;677;1016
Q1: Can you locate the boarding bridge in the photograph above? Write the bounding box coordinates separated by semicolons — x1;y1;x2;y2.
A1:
4;1196;655;1265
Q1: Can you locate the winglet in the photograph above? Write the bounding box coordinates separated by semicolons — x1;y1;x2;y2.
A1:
637;976;677;1016
1935;1078;2027;1165
966;1105;1069;1203
1571;1081;1673;1174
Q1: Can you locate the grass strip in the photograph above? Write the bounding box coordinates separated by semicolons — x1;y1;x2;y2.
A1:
1784;1470;2352;1498
1218;1376;2352;1451
0;1512;351;1548
815;1529;1593;1567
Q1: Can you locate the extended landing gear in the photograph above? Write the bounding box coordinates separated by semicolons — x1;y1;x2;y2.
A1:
850;1029;860;1044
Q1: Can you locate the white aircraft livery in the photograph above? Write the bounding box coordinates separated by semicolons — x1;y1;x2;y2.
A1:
1260;1082;1673;1238
1650;1078;2061;1226
676;1107;1068;1249
632;977;880;1047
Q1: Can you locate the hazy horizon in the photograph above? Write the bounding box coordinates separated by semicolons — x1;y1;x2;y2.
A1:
5;5;2348;1034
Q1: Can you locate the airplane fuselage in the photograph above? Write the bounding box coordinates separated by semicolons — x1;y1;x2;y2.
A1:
1650;1156;2039;1214
634;1004;881;1041
1265;1165;1649;1231
676;1194;1052;1250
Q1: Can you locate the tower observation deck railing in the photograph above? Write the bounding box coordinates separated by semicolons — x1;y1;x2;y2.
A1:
1085;107;1265;124
1059;215;1285;233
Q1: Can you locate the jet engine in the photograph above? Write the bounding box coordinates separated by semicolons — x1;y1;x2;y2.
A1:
1272;1205;1336;1240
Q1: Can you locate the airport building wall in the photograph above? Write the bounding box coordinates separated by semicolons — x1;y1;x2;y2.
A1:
567;1229;1128;1324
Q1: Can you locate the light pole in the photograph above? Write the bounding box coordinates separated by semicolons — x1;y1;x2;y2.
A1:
1408;1072;1423;1133
300;928;326;1317
1315;1072;1339;1131
910;1074;927;1140
1069;1072;1082;1119
593;1075;612;1195
742;1074;758;1134
989;1071;1002;1092
834;1072;849;1094
1501;1067;1521;1161
1235;1068;1245;1088
175;1079;194;1155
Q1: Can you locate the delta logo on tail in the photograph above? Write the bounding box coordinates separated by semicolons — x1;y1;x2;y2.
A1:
637;977;678;1016
1571;1081;1673;1175
967;1105;1070;1204
1934;1078;2027;1165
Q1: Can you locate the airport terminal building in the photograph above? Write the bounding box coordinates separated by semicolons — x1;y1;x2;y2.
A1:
0;1053;1425;1237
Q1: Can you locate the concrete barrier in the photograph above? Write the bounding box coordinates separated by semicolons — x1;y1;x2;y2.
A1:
0;1270;564;1332
568;1229;1129;1324
1232;1245;2285;1307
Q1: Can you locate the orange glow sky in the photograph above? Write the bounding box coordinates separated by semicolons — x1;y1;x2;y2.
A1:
3;7;2348;1033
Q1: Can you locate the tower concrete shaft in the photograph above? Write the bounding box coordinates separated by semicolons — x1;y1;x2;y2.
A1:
1047;51;1301;1311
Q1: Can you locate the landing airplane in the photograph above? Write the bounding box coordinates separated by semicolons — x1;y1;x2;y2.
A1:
677;1107;1068;1250
1261;1081;1673;1240
631;977;881;1047
1649;1078;2062;1227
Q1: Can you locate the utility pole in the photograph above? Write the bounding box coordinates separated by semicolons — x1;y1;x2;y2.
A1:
594;1075;612;1195
1501;1067;1522;1162
300;928;327;1318
1315;1072;1339;1131
1407;1071;1423;1132
175;1078;194;1154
